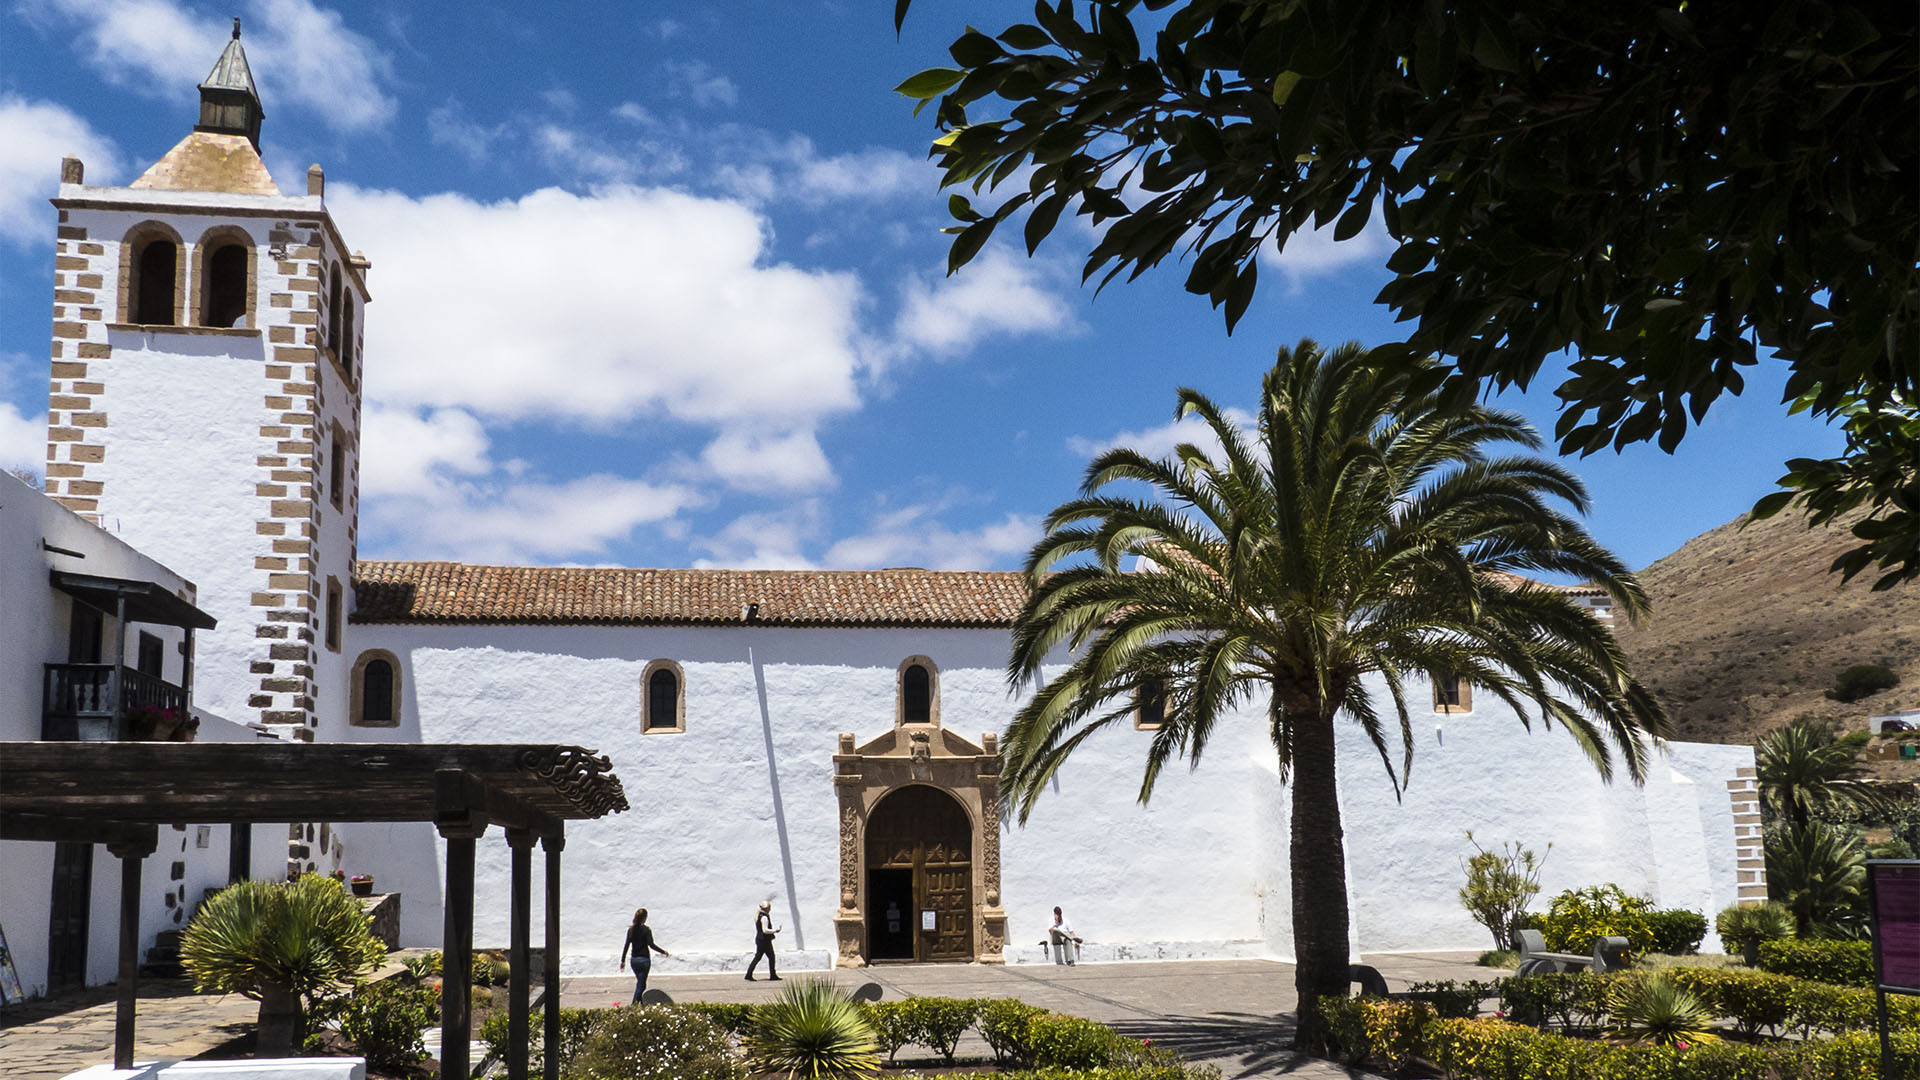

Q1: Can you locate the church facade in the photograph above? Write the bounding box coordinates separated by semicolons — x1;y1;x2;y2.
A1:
1;30;1765;994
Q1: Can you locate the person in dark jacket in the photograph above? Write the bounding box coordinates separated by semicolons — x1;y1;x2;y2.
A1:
618;907;669;1001
744;901;781;981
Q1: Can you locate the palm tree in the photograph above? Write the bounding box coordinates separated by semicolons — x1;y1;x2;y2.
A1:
179;874;386;1054
1003;340;1668;1054
1765;820;1868;937
1754;716;1891;832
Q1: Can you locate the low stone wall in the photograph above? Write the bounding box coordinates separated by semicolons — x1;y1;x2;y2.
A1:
358;894;399;950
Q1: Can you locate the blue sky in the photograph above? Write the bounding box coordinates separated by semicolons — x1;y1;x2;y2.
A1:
0;0;1844;573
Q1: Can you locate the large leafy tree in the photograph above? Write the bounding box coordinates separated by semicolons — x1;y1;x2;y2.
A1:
896;0;1919;587
1002;339;1669;1053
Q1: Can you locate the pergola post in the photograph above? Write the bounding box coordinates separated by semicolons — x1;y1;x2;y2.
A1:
505;828;535;1080
438;821;483;1080
106;830;155;1070
541;832;564;1080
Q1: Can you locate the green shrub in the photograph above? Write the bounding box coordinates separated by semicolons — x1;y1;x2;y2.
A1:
1424;1016;1918;1080
479;1005;600;1076
976;998;1046;1065
1496;971;1607;1031
1315;996;1374;1066
471;949;510;988
1603;973;1717;1048
1829;663;1898;703
573;1004;744;1080
400;950;441;979
1796;1030;1920;1080
858;1001;915;1064
745;978;879;1080
1660;968;1795;1038
1644;910;1709;955
333;979;439;1069
683;1002;755;1036
1787;980;1920;1037
897;997;979;1064
1459;834;1549;951
1409;979;1497;1019
1758;938;1874;987
1715;902;1795;964
1766;823;1869;937
1541;884;1655;954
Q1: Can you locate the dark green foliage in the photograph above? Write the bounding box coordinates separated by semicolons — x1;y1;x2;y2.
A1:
896;997;981;1064
1829;663;1899;703
1602;974;1717;1048
896;0;1920;589
1758;939;1874;988
683;1002;755;1036
1755;716;1892;832
573;1004;744;1080
1642;910;1708;956
857;1001;915;1064
1496;971;1608;1031
1425;1018;1920;1080
997;341;1664;1053
976;998;1046;1065
1541;885;1655;954
1764;822;1869;937
332;979;439;1069
1715;902;1795;964
744;978;879;1080
1407;979;1496;1019
1659;968;1795;1038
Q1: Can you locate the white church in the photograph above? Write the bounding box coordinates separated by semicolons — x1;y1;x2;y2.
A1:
0;30;1765;998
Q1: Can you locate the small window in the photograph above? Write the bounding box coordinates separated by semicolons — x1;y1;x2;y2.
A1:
201;243;249;327
327;264;344;353
895;656;940;726
340;296;356;374
1136;678;1169;730
136;632;164;678
325;577;343;653
642;660;684;733
1434;673;1473;714
329;424;346;511
133;240;178;324
350;651;400;727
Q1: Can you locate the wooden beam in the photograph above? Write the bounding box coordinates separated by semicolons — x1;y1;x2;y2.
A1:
506;828;535;1080
0;813;157;848
439;832;477;1080
106;832;153;1070
543;833;564;1080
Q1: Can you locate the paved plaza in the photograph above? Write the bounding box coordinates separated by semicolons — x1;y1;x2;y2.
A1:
2;953;1494;1079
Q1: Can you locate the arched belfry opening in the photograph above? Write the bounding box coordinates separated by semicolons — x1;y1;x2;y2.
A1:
833;728;1007;966
864;785;972;962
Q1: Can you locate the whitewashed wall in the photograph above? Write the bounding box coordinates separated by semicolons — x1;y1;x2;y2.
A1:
0;472;280;995
344;619;1753;971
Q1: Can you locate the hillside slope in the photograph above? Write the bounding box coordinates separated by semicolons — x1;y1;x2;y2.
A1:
1610;509;1919;760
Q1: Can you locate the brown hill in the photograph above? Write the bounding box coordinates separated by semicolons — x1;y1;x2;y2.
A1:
1610;508;1919;775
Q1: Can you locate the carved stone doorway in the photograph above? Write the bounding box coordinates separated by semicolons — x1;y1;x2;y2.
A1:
866;785;972;962
833;727;1006;966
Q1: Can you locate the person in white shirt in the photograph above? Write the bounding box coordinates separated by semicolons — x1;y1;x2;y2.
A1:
1049;906;1081;965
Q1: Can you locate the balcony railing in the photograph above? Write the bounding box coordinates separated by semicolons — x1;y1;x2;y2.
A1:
43;664;188;740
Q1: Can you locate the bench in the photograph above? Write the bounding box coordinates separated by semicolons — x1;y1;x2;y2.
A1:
1514;929;1630;975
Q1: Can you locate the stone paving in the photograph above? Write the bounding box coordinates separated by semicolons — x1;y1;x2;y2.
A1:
1;952;1494;1080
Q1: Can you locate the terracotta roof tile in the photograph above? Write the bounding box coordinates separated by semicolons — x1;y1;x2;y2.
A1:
351;561;1029;628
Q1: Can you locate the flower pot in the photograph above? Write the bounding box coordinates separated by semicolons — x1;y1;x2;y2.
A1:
350;878;374;897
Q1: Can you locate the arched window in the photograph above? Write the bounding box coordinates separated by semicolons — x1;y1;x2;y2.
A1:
350;650;401;727
133;240;178;325
1136;678;1169;730
642;660;684;733
340;295;355;373
896;656;939;726
327;264;344;353
200;242;250;327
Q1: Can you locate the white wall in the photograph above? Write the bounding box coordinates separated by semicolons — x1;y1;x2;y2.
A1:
344;619;1754;971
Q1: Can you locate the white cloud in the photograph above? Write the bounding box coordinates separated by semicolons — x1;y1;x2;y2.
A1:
0;402;47;474
427;99;510;165
0;96;121;245
359;406;491;499
693;502;825;569
663;60;738;109
821;505;1038;571
24;0;397;133
327;183;872;494
1067;406;1257;462
892;247;1080;357
1258;207;1395;292
362;473;699;565
713;134;930;207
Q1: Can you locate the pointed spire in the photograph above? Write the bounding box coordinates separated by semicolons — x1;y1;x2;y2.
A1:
195;17;264;148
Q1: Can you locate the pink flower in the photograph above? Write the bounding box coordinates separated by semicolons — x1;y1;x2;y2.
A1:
1676;1041;1690;1051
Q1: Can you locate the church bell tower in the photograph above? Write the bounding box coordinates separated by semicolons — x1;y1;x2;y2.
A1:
42;21;369;741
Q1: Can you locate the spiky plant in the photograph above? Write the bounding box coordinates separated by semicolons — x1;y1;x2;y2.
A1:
1714;901;1795;965
746;978;881;1080
179;875;386;1054
1605;974;1719;1047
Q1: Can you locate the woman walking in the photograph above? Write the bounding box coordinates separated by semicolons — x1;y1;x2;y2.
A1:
617;908;669;1002
744;901;781;981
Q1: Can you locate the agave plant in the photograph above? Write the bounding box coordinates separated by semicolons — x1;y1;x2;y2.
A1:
1605;974;1719;1047
179;874;386;1054
746;978;880;1080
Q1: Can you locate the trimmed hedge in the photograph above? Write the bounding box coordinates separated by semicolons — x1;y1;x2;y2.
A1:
1758;939;1874;988
1644;910;1709;956
1426;1017;1919;1080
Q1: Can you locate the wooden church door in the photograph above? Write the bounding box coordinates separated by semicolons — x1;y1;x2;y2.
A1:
865;785;973;962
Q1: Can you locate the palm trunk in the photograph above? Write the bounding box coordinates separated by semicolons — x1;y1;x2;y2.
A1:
1288;709;1350;1057
255;982;303;1056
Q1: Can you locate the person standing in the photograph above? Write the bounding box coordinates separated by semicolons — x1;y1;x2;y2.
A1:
745;900;781;981
618;908;669;1001
1048;906;1081;965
